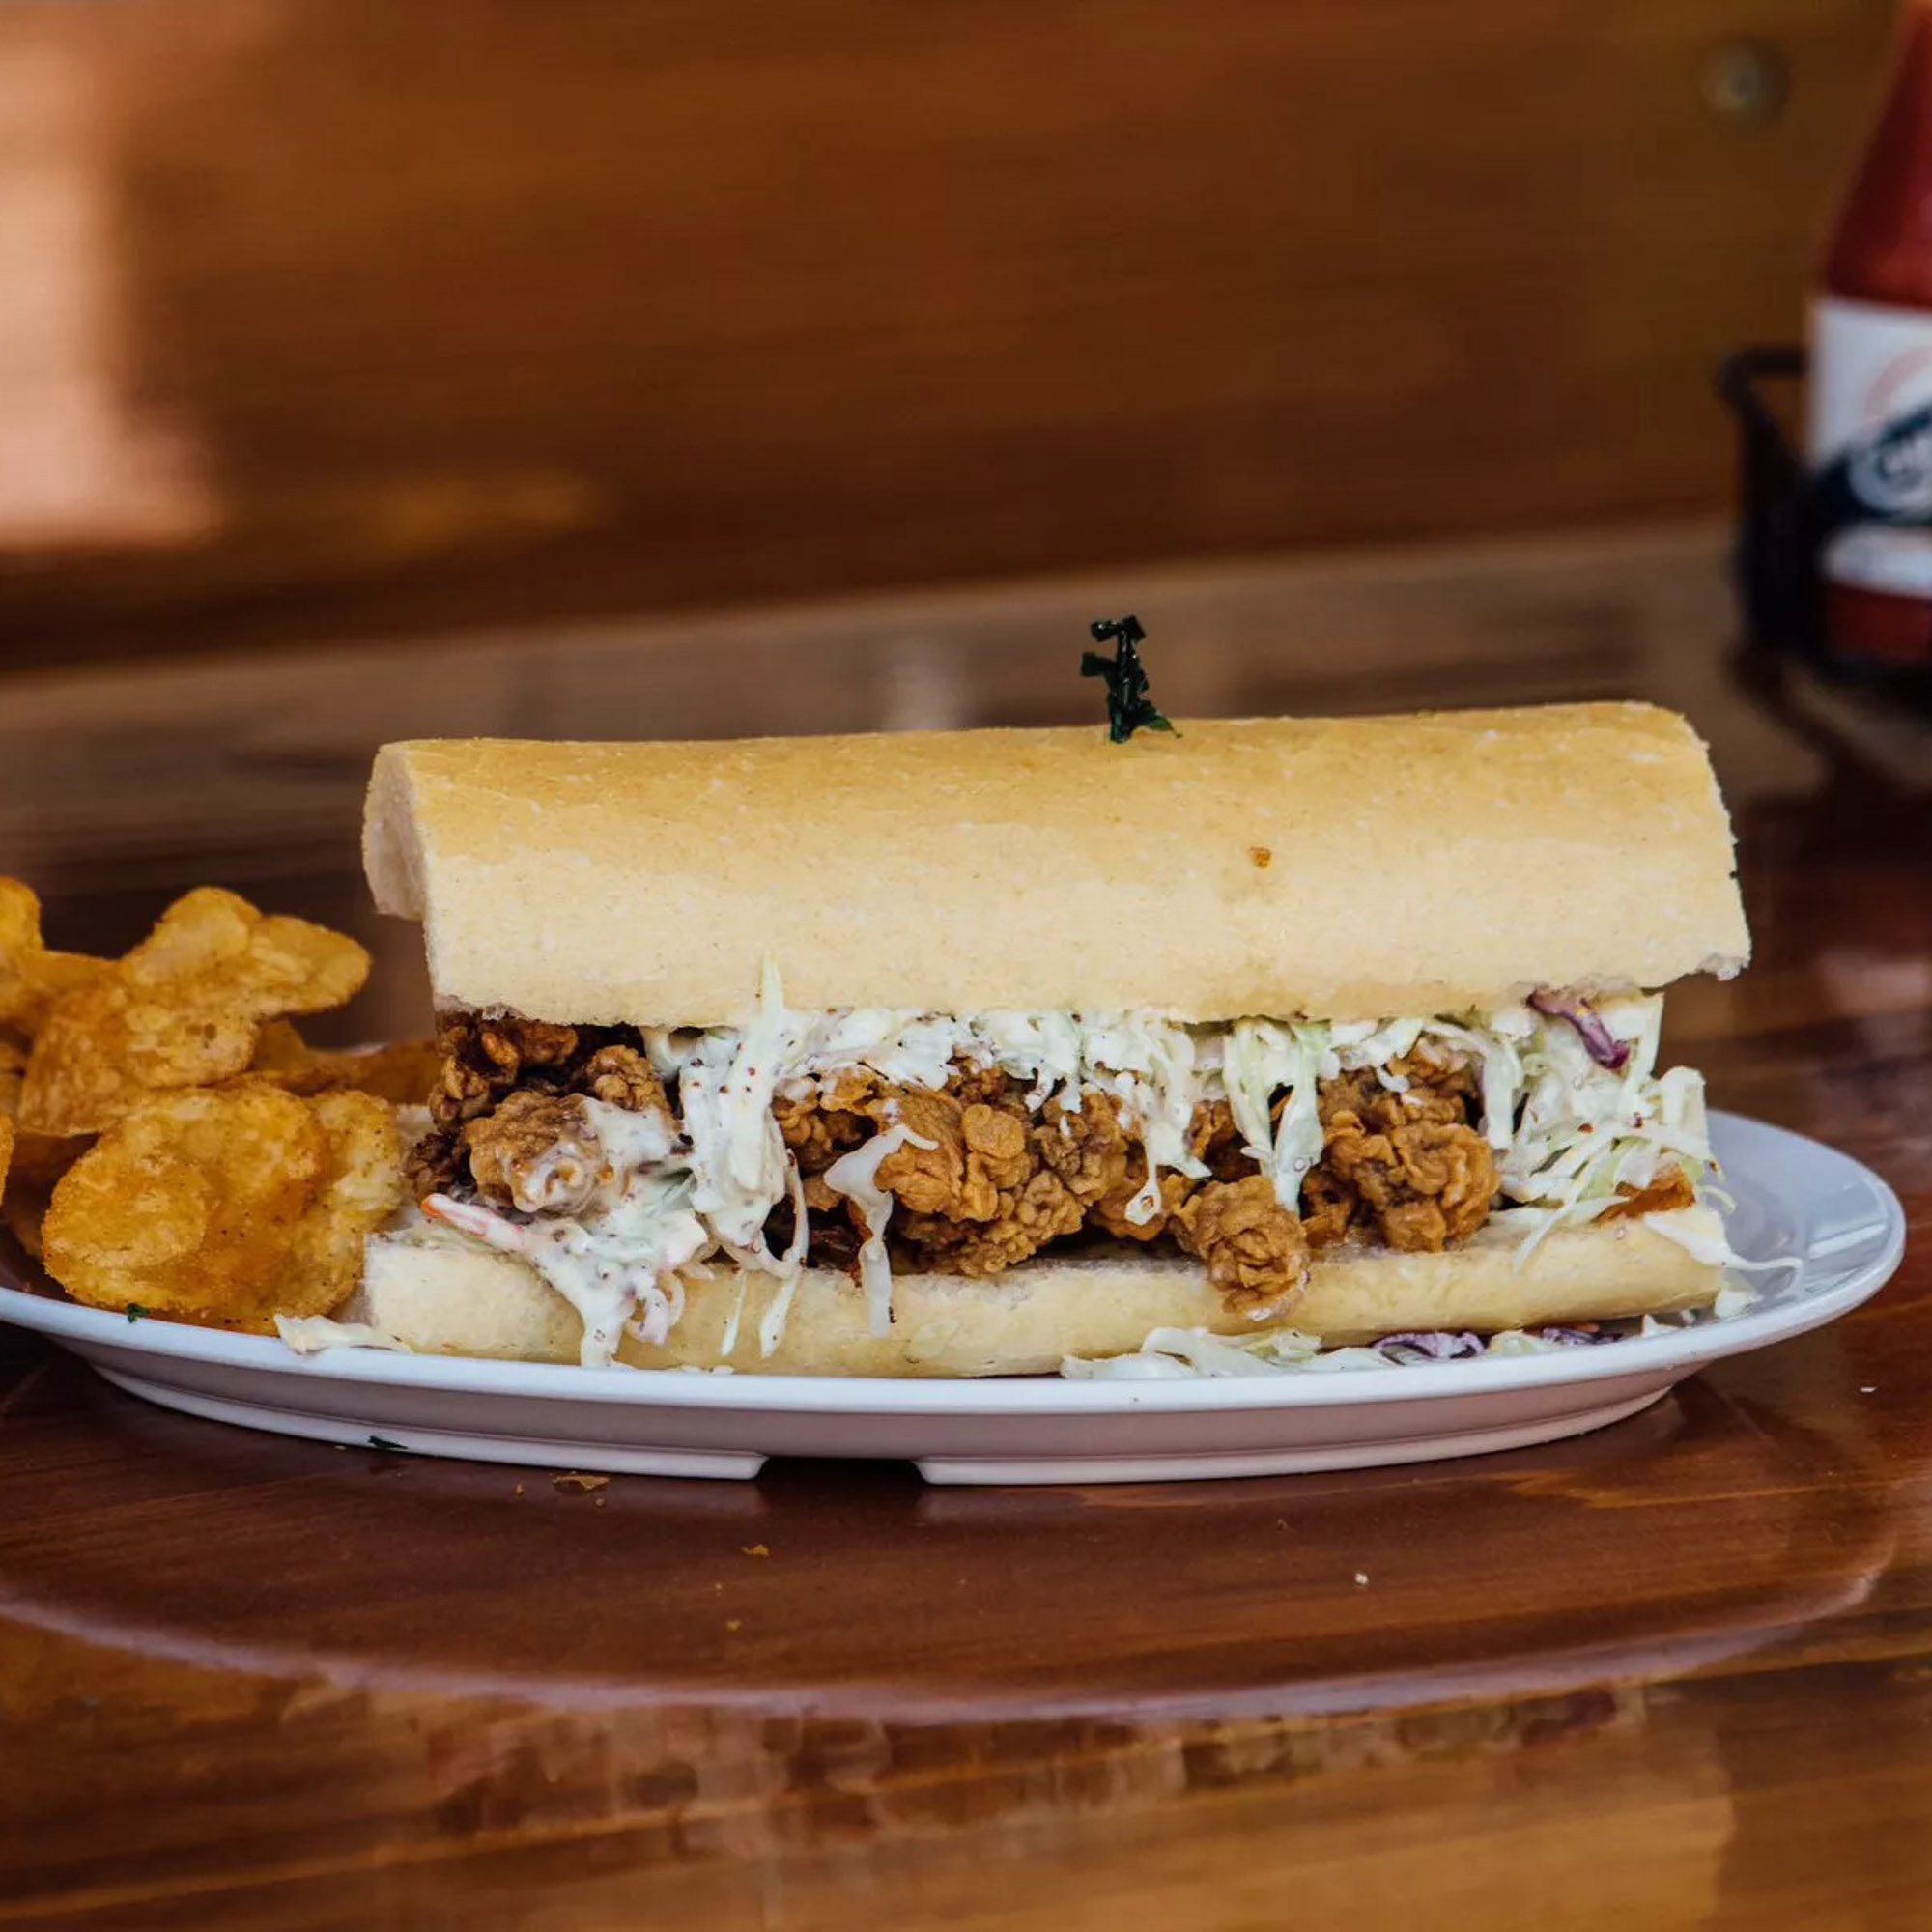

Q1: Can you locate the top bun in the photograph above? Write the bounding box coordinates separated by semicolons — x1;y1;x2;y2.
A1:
363;705;1748;1026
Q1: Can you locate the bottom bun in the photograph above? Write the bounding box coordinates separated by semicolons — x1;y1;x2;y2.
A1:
350;1209;1724;1378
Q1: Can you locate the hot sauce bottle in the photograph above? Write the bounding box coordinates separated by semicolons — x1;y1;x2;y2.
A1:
1809;0;1932;670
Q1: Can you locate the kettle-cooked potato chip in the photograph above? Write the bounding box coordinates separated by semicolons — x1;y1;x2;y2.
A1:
248;1020;308;1073
21;889;372;1137
276;1091;404;1319
23;982;261;1137
0;880;110;1036
42;1081;402;1329
239;919;371;1015
0;1033;80;1260
249;1025;441;1108
43;1083;327;1326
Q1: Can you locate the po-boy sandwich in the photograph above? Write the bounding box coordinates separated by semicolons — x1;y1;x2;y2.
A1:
351;703;1748;1376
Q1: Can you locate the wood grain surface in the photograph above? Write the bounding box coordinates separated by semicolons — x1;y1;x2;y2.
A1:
0;0;1897;664
0;560;1930;1926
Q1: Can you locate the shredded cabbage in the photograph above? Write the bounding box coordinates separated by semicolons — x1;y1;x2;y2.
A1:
1485;993;1735;1262
1223;1021;1327;1208
756;1161;812;1357
1078;1016;1211;1221
823;1123;937;1338
1061;1325;1575;1378
681;956;795;1255
1061;1290;1755;1378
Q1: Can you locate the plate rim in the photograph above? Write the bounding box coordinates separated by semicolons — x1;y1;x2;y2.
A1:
0;1109;1904;1418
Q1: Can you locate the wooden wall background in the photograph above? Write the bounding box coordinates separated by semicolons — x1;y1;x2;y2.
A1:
0;0;1902;668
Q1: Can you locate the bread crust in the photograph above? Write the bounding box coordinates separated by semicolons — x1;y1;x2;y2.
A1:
351;1210;1724;1377
363;706;1748;1025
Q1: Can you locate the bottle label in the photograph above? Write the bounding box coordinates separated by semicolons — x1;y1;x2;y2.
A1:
1808;295;1932;598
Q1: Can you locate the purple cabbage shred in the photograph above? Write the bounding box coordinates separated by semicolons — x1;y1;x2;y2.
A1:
1377;1330;1486;1363
1527;989;1630;1071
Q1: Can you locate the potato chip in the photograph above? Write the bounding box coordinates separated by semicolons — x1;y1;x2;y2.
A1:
43;1083;327;1327
0;1026;85;1260
118;888;256;986
248;1020;308;1074
41;1082;401;1329
242;919;370;1015
23;982;261;1136
249;1028;441;1107
0;880;110;1036
117;888;370;1009
20;888;372;1137
276;1091;404;1319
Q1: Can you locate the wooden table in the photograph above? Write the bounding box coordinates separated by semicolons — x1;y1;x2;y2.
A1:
1;548;1929;1928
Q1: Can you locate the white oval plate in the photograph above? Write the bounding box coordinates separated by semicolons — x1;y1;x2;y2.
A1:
0;1112;1904;1485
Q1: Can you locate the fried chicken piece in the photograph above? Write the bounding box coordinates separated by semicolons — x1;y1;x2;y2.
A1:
1033;1090;1194;1239
480;1016;579;1076
876;1079;1090;1274
774;1067;891;1176
1321;1107;1496;1254
428;1013;582;1131
463;1090;605;1215
1188;1099;1252;1182
1394;1046;1481;1117
431;1050;495;1132
958;1096;1037;1188
419;1013;636;1199
897;1169;1088;1276
1036;1093;1135;1206
1299;1166;1357;1250
403;1128;465;1202
1175;1176;1310;1321
1319;1053;1476;1135
1307;1045;1495;1252
1090;1167;1198;1242
1601;1164;1697;1220
581;1043;671;1119
791;1073;1060;1275
876;1090;1033;1221
775;1088;850;1172
822;1067;890;1115
950;1060;1021;1107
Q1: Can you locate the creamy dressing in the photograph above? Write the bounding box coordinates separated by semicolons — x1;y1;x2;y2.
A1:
502;1122;604;1215
753;1163;812;1357
582;1096;679;1170
422;1165;710;1368
679;965;794;1255
822;1122;937;1337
